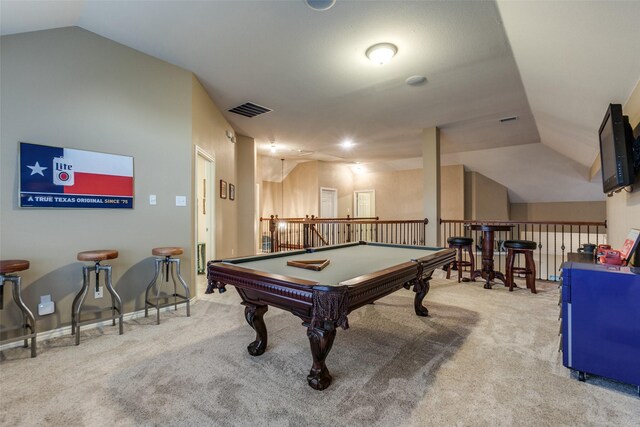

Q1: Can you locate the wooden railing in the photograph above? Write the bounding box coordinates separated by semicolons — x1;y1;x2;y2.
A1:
259;215;428;253
440;219;608;281
257;216;607;282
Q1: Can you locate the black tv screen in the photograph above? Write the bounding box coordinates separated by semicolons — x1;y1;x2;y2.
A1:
598;104;634;194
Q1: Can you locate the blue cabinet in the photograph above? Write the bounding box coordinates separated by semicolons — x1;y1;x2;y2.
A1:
561;262;640;390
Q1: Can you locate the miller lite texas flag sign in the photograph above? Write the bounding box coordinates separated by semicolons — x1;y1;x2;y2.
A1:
20;142;134;208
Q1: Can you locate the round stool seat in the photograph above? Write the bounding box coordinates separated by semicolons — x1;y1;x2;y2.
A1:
504;240;537;250
447;236;473;246
77;250;119;262
152;247;184;257
0;260;30;274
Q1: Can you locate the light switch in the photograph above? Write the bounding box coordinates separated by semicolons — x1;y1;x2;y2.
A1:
176;196;187;206
149;195;157;205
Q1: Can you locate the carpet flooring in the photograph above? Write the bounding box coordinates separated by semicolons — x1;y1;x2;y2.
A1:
1;274;638;426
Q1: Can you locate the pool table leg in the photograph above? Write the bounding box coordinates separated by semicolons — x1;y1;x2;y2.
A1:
244;303;268;356
306;322;336;390
412;266;433;316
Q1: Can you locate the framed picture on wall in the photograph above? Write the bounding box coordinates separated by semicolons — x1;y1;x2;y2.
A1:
229;183;235;201
220;179;227;199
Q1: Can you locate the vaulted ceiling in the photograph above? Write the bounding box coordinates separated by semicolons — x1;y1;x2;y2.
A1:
2;0;639;202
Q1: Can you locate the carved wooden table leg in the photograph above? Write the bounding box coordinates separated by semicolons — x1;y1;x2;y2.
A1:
413;267;432;317
493;271;507;285
244;303;268;356
306;321;337;390
481;230;495;289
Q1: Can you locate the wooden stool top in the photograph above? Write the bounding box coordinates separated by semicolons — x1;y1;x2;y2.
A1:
504;240;537;250
77;250;118;262
152;247;184;257
447;236;473;246
0;260;30;274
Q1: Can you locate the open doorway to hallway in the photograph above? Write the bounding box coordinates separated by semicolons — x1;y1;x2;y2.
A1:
195;147;214;297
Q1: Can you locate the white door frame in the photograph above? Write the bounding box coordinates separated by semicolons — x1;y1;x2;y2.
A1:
194;146;215;297
320;187;338;218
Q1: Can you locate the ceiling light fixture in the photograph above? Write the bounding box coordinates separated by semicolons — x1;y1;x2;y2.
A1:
305;0;336;11
366;43;398;65
341;139;353;149
270;142;277;153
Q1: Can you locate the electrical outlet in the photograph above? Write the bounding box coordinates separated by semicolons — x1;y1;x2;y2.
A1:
95;286;103;299
38;295;55;316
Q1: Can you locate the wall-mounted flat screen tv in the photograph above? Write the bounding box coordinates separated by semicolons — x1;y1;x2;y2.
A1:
598;103;634;194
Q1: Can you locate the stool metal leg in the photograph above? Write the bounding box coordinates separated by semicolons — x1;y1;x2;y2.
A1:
9;276;37;357
145;256;190;325
73;262;123;344
71;267;89;335
145;258;161;320
73;266;91;345
101;264;123;334
172;258;190;317
170;260;178;311
155;259;163;324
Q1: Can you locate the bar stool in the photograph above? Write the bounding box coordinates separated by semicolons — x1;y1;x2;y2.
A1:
446;236;475;283
72;250;123;345
0;260;37;357
504;240;537;293
145;247;191;325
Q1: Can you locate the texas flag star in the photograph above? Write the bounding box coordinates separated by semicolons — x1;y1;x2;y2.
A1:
27;161;47;176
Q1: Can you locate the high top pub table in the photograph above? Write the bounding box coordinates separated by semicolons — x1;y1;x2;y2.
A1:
466;224;514;289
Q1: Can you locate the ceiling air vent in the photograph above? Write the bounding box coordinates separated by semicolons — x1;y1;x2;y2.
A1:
228;102;272;118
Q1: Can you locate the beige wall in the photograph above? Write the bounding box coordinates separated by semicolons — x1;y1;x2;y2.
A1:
441;165;465;220
191;77;237;259
354;169;424;220
422;128;441;245
260;161;487;223
465;171;510;220
261;160;319;219
235;134;257;256
261;180;282;219
606;80;640;264
263;162;425;220
318;162;354;217
0;28;195;334
511;202;606;222
283;161;319;217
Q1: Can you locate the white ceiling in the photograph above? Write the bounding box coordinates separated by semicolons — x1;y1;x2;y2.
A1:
2;0;639;203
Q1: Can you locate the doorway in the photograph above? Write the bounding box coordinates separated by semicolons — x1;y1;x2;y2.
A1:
354;190;375;218
195;147;214;297
320;187;338;218
320;187;338;245
354;190;375;242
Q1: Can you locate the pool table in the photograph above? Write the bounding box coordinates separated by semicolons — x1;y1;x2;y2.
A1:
207;241;455;390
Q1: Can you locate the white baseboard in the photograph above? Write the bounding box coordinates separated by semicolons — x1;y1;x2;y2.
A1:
0;297;197;352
